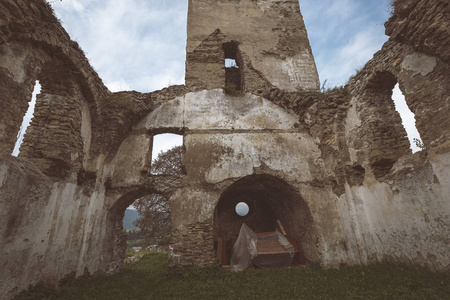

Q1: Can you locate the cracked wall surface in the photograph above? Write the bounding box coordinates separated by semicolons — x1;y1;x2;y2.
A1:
0;0;449;299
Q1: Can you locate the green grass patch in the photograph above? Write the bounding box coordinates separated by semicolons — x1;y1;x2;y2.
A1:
15;253;450;300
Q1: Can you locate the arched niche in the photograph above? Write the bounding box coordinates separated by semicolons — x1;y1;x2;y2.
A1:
0;37;101;174
351;71;413;179
213;174;319;266
0;42;42;157
18;58;90;177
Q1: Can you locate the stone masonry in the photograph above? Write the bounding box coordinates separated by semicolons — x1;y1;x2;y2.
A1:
0;0;449;299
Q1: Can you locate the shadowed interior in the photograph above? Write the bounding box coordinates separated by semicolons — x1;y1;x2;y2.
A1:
214;175;319;265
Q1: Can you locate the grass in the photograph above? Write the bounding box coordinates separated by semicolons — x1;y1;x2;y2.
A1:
15;253;450;300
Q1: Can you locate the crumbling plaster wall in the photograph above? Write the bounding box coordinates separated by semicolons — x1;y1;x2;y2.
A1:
0;0;449;298
0;1;111;298
337;0;450;270
131;89;346;265
159;0;450;269
0;1;185;298
0;158;111;300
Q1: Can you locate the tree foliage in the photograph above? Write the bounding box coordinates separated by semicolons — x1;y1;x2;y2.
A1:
150;145;184;175
133;146;183;245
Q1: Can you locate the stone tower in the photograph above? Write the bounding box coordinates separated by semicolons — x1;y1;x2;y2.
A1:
185;0;320;92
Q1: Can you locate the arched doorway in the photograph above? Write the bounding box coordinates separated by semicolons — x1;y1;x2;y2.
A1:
213;174;318;267
105;188;173;270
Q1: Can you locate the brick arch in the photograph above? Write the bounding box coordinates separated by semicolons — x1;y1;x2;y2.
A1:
17;58;79;175
105;177;182;271
105;188;153;270
348;45;450;163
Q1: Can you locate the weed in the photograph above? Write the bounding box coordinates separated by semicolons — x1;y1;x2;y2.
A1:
413;138;426;150
320;79;345;94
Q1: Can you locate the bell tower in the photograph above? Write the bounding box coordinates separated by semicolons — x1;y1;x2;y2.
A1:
185;0;320;92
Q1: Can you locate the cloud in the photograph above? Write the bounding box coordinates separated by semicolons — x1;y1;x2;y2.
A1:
318;27;388;87
51;0;188;92
302;0;390;87
51;0;393;92
325;0;356;19
152;134;183;160
106;79;131;93
43;0;412;158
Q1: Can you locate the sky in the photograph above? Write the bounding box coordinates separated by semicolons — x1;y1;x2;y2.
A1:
13;0;422;156
48;0;392;91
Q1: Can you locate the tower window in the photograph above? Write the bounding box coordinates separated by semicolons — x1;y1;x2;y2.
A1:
223;42;243;95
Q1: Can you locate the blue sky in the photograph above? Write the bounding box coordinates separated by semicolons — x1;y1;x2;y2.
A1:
302;0;392;88
50;0;392;91
13;0;422;156
51;0;188;92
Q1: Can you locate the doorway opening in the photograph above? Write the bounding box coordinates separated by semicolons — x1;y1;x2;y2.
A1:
214;175;319;268
123;132;184;253
123;193;171;257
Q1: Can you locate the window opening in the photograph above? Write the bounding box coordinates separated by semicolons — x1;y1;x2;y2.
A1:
392;83;424;153
225;58;238;68
150;133;183;175
12;81;40;156
235;202;249;217
223;42;242;95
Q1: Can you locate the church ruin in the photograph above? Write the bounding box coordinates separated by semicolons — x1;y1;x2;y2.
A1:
1;0;449;298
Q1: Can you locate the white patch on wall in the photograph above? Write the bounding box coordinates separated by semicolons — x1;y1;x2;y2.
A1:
279;51;319;91
402;54;437;76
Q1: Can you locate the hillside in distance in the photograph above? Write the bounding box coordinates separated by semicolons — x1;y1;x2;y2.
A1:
123;209;140;230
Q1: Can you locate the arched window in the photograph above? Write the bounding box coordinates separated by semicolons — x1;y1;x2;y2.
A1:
362;71;420;178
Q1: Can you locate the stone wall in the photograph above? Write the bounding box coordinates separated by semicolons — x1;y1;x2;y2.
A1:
186;0;320;92
0;0;449;299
